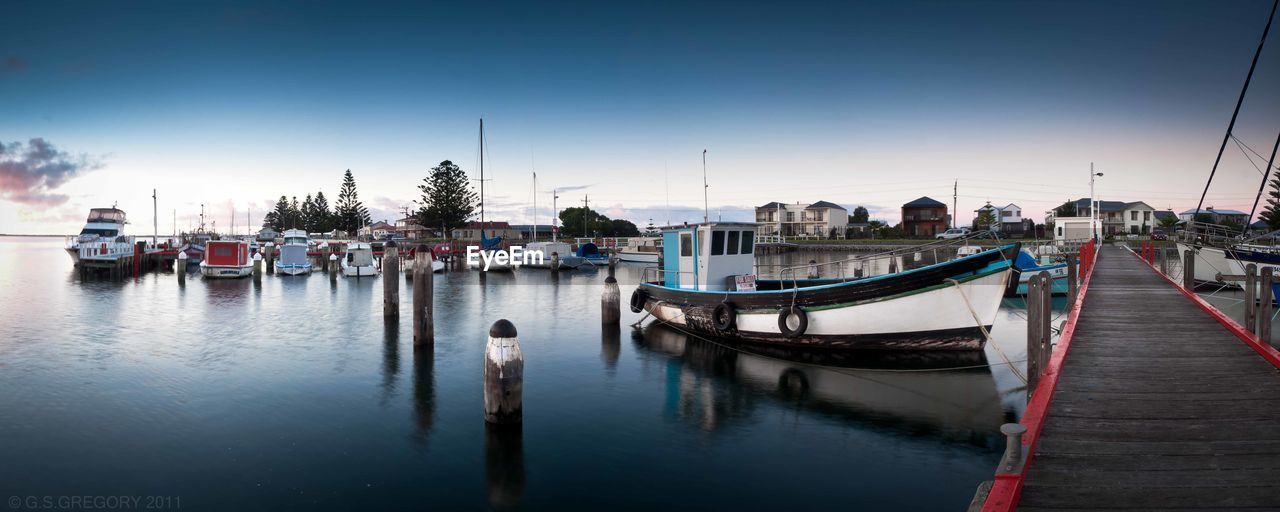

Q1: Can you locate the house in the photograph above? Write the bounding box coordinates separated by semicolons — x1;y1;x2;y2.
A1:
754;200;849;239
901;197;949;237
395;217;430;240
1153;210;1177;230
357;220;395;239
1178;207;1250;226
1052;216;1098;241
974;203;1028;235
256;228;278;242
508;225;556;241
1121;202;1156;235
1249;220;1271;236
452;221;524;241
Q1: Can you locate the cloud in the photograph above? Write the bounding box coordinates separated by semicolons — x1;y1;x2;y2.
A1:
550;184;591;193
0;138;103;206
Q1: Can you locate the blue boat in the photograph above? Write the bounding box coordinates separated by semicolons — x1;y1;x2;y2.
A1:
576;242;611;266
1009;249;1069;297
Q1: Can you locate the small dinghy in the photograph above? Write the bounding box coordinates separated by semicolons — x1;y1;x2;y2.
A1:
633;222;1018;351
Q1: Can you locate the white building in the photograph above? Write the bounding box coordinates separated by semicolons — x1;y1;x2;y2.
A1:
755;200;849;239
974;203;1026;234
1121;202;1155;235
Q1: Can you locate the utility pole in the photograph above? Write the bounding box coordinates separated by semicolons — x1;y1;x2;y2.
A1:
953;180;958;229
583;194;590;238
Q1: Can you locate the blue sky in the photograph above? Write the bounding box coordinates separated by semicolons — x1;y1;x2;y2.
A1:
3;0;1280;234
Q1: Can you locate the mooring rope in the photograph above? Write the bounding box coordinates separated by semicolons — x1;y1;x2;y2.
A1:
946;278;1028;385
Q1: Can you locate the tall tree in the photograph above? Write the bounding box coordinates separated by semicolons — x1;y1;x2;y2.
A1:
558;206;608;237
1262;176;1280;230
609;219;640;237
415;160;478;234
1054;200;1078;218
313;191;332;233
300;194;316;232
851;206;869;223
334;169;371;235
265;196;290;232
288;196;302;229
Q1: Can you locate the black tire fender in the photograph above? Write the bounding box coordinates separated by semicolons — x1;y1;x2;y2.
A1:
630;288;648;313
712;302;736;331
778;306;808;338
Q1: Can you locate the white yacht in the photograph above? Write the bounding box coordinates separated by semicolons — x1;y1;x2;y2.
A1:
341;242;378;277
617;237;662;263
277;229;313;276
65;207;128;264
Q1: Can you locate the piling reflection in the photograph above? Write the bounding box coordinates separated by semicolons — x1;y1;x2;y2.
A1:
411;345;435;444
601;325;621;369
484;423;525;511
380;317;400;405
634;323;1005;447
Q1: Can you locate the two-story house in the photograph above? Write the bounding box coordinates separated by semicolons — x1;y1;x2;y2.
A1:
974;203;1027;235
1178;207;1250;226
395;217;430;239
755;200;849;239
1121;202;1156;235
901;197;949;237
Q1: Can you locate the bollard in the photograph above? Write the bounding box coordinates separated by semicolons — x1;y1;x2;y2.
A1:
1066;253;1078;308
1246;264;1257;334
602;275;620;325
383;241;399;318
807;260;818;279
177;251;188;285
608;256;617;279
253;253;262;282
265;243;275;274
484;319;524;425
329;254;338;282
997;423;1028;473
1039;271;1052;374
1183;250;1195;290
1026;274;1043;395
413;244;434;346
888;256;898;274
1261;267;1275;347
1158;246;1169;276
550;252;559;273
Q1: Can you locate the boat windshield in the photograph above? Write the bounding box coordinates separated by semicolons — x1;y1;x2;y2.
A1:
284;237;307;245
86;209;125;223
78;228;118;237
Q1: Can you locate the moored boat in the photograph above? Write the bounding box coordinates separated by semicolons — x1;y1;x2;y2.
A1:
633;222;1018;350
576;242;610;266
65;207;128;264
1010;249;1069;296
522;241;583;269
277;229;313;276
617;237;662;263
341;242;378;277
199;239;253;278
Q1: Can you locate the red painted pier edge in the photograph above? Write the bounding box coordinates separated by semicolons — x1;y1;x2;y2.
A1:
981;242;1097;512
1130;247;1280;369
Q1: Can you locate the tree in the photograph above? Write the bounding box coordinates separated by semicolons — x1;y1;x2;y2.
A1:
1262;176;1280;230
851;206;869;223
558;206;608;237
609;219;640;237
1054;200;1078;218
334;169;371;235
313;191;333;233
974;207;996;231
263;196;289;232
288;196;302;230
1158;214;1179;230
415;160;478;234
300;194;316;232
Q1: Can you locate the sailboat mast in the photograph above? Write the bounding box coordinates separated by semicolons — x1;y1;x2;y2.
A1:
480;118;485;229
552;189;559;243
1245;130;1280;235
152;188;158;245
702;149;709;223
532;172;537;242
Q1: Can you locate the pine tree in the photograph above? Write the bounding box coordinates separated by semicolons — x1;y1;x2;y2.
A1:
288;196;302;229
265;196;290;232
300;194;316;232
1262;176;1280;230
334;169;371;235
415;160;478;234
313;191;332;233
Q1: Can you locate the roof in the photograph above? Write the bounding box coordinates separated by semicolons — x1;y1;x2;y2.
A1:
1122;201;1154;210
903;196;946;208
1178;208;1249;216
461;221;512;229
757;201;787;209
368;221;392;229
1072;198;1128;212
806;200;846;210
1153;211;1176;220
1251;220;1269;228
658;221;760;231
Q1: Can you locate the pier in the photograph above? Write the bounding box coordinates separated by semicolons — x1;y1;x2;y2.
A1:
981;244;1280;510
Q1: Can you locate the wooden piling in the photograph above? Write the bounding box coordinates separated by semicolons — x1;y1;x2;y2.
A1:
807;259;818;279
1183;249;1194;290
888;256;898;274
384;241;399;318
329;254;338;282
550;252;559;273
264;243;275;274
1260;266;1274;346
1066;253;1078;307
1246;264;1258;334
484;319;523;425
1026;273;1043;395
252;253;262;283
602;274;620;325
1039;271;1052;374
413;244;434;346
1158;245;1169;276
177;251;187;285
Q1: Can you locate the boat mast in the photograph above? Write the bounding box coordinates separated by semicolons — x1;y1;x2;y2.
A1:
532;172;537;242
552;188;559;243
1194;0;1278;227
480;118;485;236
702;149;709;223
152;188;158;245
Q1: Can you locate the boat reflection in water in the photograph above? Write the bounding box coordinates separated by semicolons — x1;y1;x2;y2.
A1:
633;323;1008;447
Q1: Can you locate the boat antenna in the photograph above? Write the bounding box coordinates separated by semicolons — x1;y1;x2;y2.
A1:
1194;0;1278;226
152;188;158;246
701;149;711;226
1245;130;1280;235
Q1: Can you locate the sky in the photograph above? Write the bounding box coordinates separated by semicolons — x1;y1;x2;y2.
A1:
3;0;1280;235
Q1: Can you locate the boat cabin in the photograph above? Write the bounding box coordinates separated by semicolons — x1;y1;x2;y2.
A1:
346;243;374;267
205;239;251;267
660;222;757;290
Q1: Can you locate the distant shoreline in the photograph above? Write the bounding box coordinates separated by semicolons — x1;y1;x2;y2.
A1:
0;234;70;238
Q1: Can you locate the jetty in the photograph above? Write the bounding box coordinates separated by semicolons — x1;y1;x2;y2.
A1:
979;244;1280;510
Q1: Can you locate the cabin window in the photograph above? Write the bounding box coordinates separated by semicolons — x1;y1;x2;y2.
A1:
727;231;740;255
213;246;232;257
680;233;692;257
711;231;725;256
741;231;753;254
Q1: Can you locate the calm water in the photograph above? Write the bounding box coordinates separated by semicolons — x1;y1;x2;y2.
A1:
0;237;1049;511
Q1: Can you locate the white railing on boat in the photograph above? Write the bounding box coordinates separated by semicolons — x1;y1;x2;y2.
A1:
78;236;136;261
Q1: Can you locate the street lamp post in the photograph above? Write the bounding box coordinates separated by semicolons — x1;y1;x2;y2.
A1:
1089;163;1104;241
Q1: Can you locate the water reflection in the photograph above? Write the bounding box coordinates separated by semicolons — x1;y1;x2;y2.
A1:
411;345;435;445
484;423;525;511
634;323;1005;447
601;325;621;369
381;317;400;405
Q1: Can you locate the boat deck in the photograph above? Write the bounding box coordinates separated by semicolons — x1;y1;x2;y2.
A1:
1016;245;1280;510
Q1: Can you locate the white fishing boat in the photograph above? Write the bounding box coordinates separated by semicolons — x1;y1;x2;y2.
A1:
277;229;313;276
522;241;583;269
341;242;378;277
634;222;1018;350
617;237;662;263
199;239;253;278
65;207;128;264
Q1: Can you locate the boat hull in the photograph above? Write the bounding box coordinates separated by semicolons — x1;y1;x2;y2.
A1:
341;263;378;277
1177;242;1239;287
1011;264;1069;296
200;265;253;278
616;251;659;263
277;263;313;276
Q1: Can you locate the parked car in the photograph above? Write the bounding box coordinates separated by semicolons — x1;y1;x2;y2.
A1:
1151;232;1168;241
936;228;971;240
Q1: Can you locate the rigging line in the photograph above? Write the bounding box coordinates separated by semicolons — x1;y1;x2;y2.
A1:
1233;137;1269;176
1245;129;1280;235
1194;0;1279;221
1232;133;1280;171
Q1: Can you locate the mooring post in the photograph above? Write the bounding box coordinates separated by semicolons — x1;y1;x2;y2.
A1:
1246;264;1258;334
384;241;399;318
1260;267;1274;346
329;254;338;282
1026;274;1043;395
1039;271;1052;372
1158;245;1168;276
888;256;898;274
177;251;188;285
252;253;262;283
413;244;434;346
264;242;275;274
550;252;559;273
1066;253;1078;308
484;319;524;425
807;259;818;279
602;264;620;325
1183;249;1195;290
997;423;1028;474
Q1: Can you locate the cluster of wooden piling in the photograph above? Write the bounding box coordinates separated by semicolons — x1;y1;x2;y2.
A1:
1209;262;1276;347
1025;251;1082;397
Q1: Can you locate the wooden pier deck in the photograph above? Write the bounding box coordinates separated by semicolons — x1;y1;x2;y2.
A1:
986;244;1280;511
